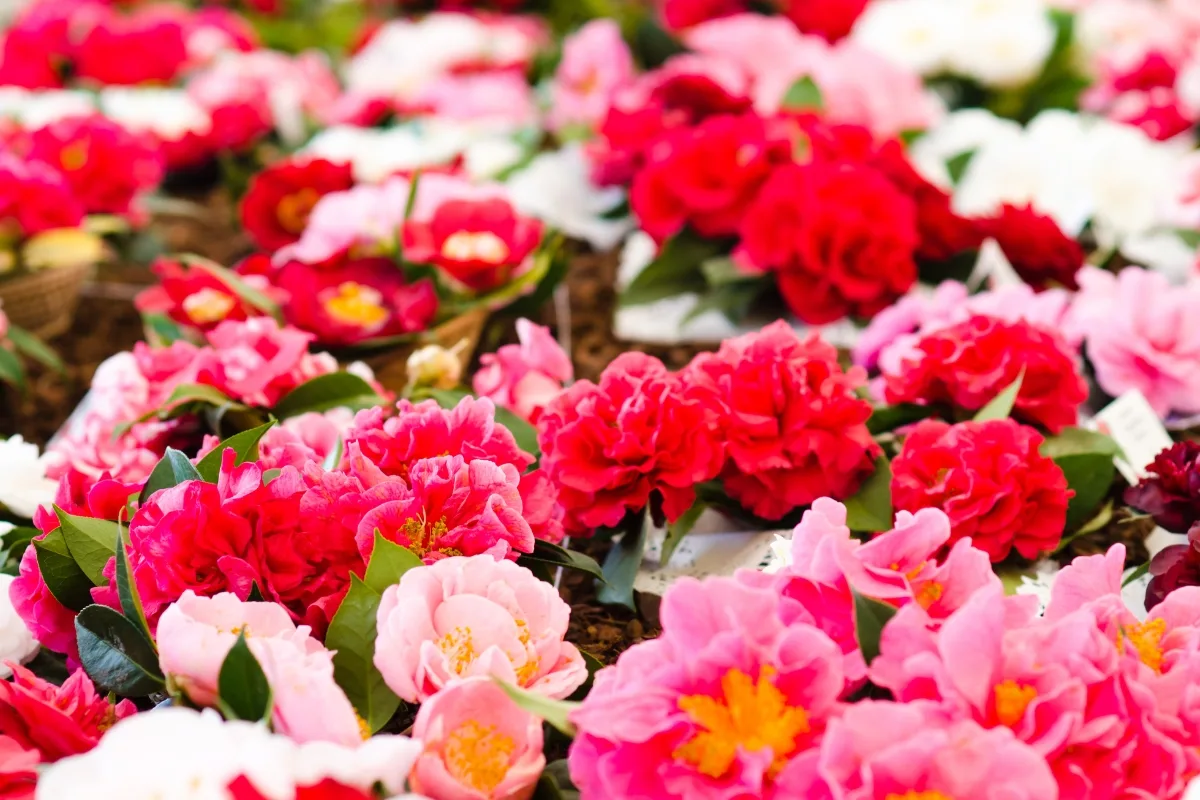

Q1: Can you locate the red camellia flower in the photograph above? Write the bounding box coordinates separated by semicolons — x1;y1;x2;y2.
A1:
403;198;543;292
26;114;163;218
0;736;38;799
277;258;437;346
538;352;725;529
883;315;1088;434
1142;523;1200;611
659;0;745;30
73;6;190;86
737;160;919;324
779;0;870;41
240;158;355;252
979;203;1084;290
891;418;1072;562
228;775;374;800
630;113;791;243
684;321;880;520
134;258;269;332
1126;441;1200;534
0;663;136;763
0;153;84;236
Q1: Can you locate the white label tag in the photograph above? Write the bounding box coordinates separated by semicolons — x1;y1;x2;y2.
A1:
1087;390;1173;483
633;510;781;597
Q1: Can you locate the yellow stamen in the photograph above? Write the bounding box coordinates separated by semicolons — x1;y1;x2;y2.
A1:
443;720;516;795
276;187;320;234
993;680;1037;727
673;666;809;780
323;282;389;328
59;141;88;172
886;792;954;800
438;626;477;675
1117;618;1167;673
914;581;944;610
182;288;236;325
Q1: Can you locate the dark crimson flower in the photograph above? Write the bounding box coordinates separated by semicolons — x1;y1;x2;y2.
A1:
240;158;355;252
1144;523;1200;611
891;418;1071;562
1126;441;1200;534
979;204;1083;290
883;315;1088;434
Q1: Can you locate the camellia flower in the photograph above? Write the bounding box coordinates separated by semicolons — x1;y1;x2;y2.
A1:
568;574;844;799
684;322;880;520
0;575;38;679
883;315;1088;434
0;662;136;765
156;592;363;746
195;318;338;408
0;436;57;520
0;151;84;236
9;545;79;661
356;456;535;564
548;19;636;134
374;555;587;703
240;158;355;252
72;5;190;86
891;418;1071;562
979;203;1084;290
134;258;273;333
737;160;919;325
1126;441;1200;533
537;352;725;529
408;677;545;800
1143;522;1200;610
402;197;543;293
473;319;572;423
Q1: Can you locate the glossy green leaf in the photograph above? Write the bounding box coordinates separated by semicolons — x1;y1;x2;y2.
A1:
1039;427;1122;459
54;506;119;586
866;403;934;436
780;75;823;111
1054;452;1117;532
75;604;164;696
34;530;94;610
326;574;400;733
842;456;893;533
853;589;898;666
138;448;203;505
217;632;272;722
272;373;385;418
597;518;646;610
619;231;723;307
518;540;605;582
115;533;151;641
5;324;64;374
660;499;706;566
194;421;276;482
363;532;423;594
496;679;580;737
0;347;25;389
973;371;1024;423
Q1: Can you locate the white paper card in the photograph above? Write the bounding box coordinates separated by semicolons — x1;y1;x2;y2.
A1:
1087;390;1173;483
633;509;781;597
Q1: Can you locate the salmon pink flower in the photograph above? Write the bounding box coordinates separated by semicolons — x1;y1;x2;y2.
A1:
568;575;843;799
241;158;355;252
374;555;586;703
356;456;535;564
409;677;545;800
684;322;880;520
473;319;572;423
537;352;724;529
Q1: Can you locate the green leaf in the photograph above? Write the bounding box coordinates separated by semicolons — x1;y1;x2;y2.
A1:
322;435;344;472
493;406;540;460
327;574;400;733
194;421;276;482
1039;427;1122;460
115;384;246;438
272;372;385;419
842;456;893;533
115;533;151;641
619;231;724;307
660;499;706;566
34;530;94;610
1;526;36;574
54;506;119;586
262;468;282;484
945;150;977;184
0;347;25;389
363;532;423;594
681;279;767;326
853;589;897;666
699;257;746;287
1054;452;1117;532
5;325;64;374
780;75;823;112
518;540;605;582
217;632;272;722
75;604;164;696
973;371;1024;423
1123;562;1151;588
597;518;646;609
866;403;934;436
495;679;580;737
142;313;186;346
180;254;283;323
247;582;266;602
138;448;203;505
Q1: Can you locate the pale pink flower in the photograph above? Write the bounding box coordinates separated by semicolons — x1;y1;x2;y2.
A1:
156;591;363;747
411;72;538;126
548;20;636;133
275;177;412;265
409;677;545;800
473;319;572;422
373;555;586;703
198;409;354;472
197;318;336;408
853;282;969;371
568;575;844;799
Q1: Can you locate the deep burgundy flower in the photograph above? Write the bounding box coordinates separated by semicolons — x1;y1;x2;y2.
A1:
1126;441;1200;534
978;204;1084;290
1144;523;1200;611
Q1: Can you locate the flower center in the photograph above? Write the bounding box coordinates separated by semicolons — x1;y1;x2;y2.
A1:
276;187;321;234
441;231;511;264
59;141;88;172
1117;618;1167;673
673;666;809;780
993;680;1037;727
513;619;540;685
438;626;477;674
323;282;389;329
182;288;236;325
886;793;954;800
398;515;462;558
443;719;516;795
914;581;944;610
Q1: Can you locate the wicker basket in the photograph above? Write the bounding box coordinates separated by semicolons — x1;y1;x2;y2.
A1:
362;307;490;395
0;262;95;340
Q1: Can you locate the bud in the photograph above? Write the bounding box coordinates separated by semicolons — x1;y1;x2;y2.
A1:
406;342;466;391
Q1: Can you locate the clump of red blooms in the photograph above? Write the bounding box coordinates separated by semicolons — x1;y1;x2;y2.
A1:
657;0;869;41
1127;441;1200;610
883;315;1089;435
240;159;355;252
891;418;1072;563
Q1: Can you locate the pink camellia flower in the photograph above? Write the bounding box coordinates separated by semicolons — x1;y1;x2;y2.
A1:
568;574;843;799
275;177;412;266
1072;266;1200;418
344;396;534;483
517;468;568;544
409;677;545;800
784;699;1058;799
473;319;572;423
410;72;538;126
548;19;636;133
196;318;337;408
356;456;535;564
9;546;78;660
198;409;353;473
374;555;587;704
156;591;363;747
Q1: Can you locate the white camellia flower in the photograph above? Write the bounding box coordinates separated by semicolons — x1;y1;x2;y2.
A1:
302;125;465;184
852;0;956;76
100;88;214;142
37;708;422;800
506;145;633;251
0;571;38;677
0;436;57;520
0;88;96;129
944;0;1057;88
